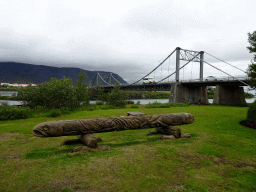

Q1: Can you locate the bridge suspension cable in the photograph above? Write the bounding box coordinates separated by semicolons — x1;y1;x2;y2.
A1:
205;52;246;73
110;74;121;84
105;73;121;86
92;73;113;87
157;52;200;83
186;52;249;86
132;48;176;84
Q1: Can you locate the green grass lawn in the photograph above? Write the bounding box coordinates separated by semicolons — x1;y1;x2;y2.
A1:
0;105;255;192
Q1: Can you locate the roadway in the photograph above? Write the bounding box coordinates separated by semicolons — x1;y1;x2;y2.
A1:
94;76;250;92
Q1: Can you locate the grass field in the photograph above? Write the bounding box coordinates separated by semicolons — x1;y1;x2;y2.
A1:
0;105;255;192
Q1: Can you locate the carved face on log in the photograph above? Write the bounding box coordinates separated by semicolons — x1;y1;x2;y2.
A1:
33;120;82;137
182;113;195;124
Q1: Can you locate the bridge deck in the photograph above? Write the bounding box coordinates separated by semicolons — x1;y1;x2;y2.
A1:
98;80;249;92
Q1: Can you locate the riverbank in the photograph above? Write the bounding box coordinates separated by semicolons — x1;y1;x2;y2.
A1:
2;98;255;107
1;90;254;100
0;105;255;191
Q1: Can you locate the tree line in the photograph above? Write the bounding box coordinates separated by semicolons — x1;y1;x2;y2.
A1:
18;70;128;109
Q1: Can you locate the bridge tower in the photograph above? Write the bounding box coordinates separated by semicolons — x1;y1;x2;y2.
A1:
170;47;208;104
107;73;112;85
170;47;247;105
175;47;204;82
91;73;100;87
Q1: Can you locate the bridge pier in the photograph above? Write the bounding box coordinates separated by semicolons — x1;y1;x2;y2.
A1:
169;83;208;104
213;85;246;106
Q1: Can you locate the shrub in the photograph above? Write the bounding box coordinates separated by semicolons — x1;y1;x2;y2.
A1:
0;96;10;100
97;88;108;103
97;82;128;108
247;100;256;124
130;104;139;108
59;107;71;115
95;101;104;105
33;106;48;113
85;107;94;111
45;109;61;117
99;105;116;110
0;106;33;120
145;101;189;108
126;101;135;104
106;82;128;108
18;77;78;109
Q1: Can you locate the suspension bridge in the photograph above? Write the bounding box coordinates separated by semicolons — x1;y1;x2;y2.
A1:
90;47;249;106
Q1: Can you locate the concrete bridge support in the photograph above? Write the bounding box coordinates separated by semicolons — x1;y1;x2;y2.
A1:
213;85;246;106
169;83;208;104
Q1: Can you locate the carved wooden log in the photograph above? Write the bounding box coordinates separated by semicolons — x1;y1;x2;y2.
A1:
32;113;194;138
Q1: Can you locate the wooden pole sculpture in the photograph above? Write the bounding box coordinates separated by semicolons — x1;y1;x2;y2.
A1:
33;113;194;149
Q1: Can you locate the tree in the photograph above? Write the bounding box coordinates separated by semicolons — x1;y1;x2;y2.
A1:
247;31;256;60
107;82;128;107
74;70;90;105
97;88;108;103
19;77;78;109
96;82;128;107
247;31;256;89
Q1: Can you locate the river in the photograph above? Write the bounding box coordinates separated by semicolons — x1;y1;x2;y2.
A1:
0;98;255;106
1;90;255;105
0;91;18;96
126;98;255;104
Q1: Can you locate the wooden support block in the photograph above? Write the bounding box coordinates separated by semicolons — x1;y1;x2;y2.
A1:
181;133;191;138
77;134;102;148
160;135;176;140
155;126;181;138
163;126;181;138
61;139;83;145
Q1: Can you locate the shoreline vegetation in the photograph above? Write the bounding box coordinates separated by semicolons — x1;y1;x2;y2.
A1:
0;90;254;101
0;105;255;191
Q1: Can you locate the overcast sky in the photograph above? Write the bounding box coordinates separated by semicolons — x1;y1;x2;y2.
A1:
0;0;256;84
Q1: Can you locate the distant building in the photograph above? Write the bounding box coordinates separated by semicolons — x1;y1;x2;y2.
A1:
1;83;9;86
1;83;36;87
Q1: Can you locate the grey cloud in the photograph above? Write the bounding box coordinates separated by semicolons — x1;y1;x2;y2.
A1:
0;0;255;84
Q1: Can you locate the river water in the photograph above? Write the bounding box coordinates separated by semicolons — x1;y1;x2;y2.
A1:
1;98;255;106
1;90;255;105
0;91;18;96
126;98;255;104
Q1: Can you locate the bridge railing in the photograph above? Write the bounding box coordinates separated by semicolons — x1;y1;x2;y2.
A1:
91;75;250;88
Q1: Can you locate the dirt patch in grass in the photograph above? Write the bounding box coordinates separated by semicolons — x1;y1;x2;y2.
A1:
0;132;22;141
209;156;256;169
0;152;21;160
0;132;28;160
180;153;209;169
180;152;256;170
31;176;85;192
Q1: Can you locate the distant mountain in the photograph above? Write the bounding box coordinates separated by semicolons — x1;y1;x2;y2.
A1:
0;62;128;86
